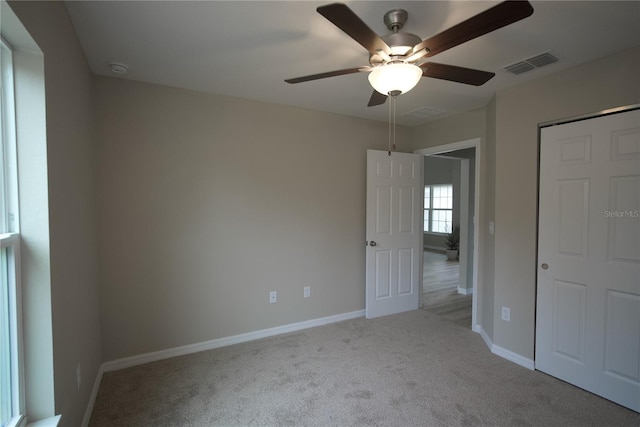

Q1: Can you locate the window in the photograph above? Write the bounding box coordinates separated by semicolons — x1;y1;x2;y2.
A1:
424;184;453;233
0;37;25;427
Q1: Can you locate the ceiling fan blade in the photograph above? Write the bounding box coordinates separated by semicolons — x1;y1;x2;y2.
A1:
414;1;534;58
367;90;387;107
420;62;495;86
317;3;391;56
285;67;364;84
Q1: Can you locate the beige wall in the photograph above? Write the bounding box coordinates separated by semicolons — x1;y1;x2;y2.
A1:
424;156;456;185
411;108;487;148
493;46;640;359
8;1;102;426
94;76;409;361
482;96;497;341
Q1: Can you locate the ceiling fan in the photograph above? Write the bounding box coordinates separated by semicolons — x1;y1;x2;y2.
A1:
285;1;534;107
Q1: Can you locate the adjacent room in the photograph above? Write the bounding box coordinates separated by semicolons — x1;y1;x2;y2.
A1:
1;1;639;426
421;152;475;329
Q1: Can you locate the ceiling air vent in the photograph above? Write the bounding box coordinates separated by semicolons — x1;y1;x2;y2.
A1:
504;62;535;75
527;52;559;68
504;51;559;75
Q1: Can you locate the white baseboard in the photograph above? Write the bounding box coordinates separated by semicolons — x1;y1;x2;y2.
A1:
491;344;535;370
82;309;365;426
457;286;473;295
102;309;365;372
474;324;493;349
473;325;534;370
81;364;104;427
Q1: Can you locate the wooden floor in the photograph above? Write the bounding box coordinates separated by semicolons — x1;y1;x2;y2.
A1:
421;250;472;329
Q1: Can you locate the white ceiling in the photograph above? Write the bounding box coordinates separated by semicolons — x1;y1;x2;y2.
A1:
65;1;640;127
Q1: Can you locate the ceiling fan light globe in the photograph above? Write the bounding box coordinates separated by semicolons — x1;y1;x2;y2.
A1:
368;63;422;95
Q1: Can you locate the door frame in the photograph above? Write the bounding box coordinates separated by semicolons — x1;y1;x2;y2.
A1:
415;138;481;331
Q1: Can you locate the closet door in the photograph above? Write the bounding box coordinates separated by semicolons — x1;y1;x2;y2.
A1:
536;108;640;412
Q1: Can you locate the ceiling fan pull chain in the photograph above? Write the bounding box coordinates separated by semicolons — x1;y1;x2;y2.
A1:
388;92;392;156
392;94;397;151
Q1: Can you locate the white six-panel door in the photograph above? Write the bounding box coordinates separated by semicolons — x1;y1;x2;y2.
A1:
366;150;422;319
536;108;640;411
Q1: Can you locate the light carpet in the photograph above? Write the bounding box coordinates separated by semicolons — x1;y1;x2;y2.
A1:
90;310;639;426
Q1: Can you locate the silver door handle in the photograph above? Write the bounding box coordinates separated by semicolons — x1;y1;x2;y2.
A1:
369;241;377;247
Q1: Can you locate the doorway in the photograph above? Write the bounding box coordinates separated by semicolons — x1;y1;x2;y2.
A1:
416;138;480;331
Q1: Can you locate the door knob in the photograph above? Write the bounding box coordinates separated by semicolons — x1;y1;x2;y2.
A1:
541;263;549;270
370;241;377;247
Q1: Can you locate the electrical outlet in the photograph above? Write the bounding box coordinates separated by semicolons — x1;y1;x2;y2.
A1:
269;291;277;304
501;306;511;322
76;364;82;390
304;286;310;298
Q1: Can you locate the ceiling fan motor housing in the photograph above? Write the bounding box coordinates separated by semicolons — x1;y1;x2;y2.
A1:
369;9;422;65
383;9;408;31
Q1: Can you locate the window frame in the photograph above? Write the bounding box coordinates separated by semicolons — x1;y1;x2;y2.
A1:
1;234;24;427
423;184;454;235
0;35;25;427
